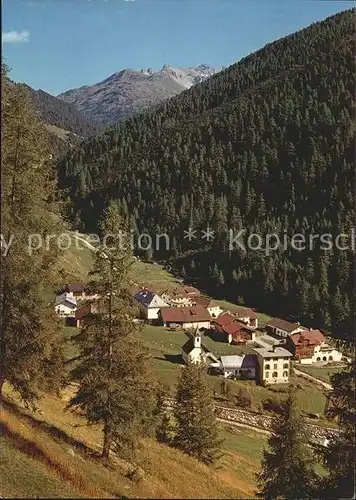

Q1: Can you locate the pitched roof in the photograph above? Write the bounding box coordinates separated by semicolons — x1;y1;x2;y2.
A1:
266;317;303;333
212;312;236;328
194;297;219;308
182;337;210;355
224;322;255;336
220;354;257;369
75;303;97;320
182;286;200;296
253;347;293;358
55;292;77;307
135;288;168;308
234;307;257;320
67;282;87;293
162;286;200;299
289;329;325;346
161;306;211;323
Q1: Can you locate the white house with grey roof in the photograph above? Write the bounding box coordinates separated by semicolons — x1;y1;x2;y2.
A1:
135;288;169;320
266;318;306;338
253;346;293;385
216;354;257;379
54;292;77;317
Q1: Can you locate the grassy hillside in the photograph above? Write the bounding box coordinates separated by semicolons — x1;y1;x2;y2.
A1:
295;364;345;383
2;236;331;497
0;436;81;499
1;384;261;498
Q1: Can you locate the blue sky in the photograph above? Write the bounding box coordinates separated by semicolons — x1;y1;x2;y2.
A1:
2;0;354;95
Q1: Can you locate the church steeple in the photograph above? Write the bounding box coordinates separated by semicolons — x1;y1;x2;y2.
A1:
193;330;201;349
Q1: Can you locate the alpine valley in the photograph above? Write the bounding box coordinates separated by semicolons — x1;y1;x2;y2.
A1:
58;9;355;343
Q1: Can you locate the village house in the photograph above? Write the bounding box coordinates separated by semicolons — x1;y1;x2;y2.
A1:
161;286;200;307
181;331;218;365
233;307;258;329
286;329;324;360
213;354;257;379
212;313;256;344
266;317;306;338
54;293;77;317
313;343;343;364
160;306;211;330
194;297;223;318
253;346;293;385
212;312;237;334
286;329;343;364
74;303;98;328
135;288;169;320
226;322;256;344
57;282;99;302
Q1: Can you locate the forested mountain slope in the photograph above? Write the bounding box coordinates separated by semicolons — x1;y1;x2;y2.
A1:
58;9;355;341
19;84;103;155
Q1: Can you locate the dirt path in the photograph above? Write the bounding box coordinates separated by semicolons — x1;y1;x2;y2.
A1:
293;367;332;390
71;233;97;252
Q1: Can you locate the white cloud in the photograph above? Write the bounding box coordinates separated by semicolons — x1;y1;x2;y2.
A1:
2;30;30;44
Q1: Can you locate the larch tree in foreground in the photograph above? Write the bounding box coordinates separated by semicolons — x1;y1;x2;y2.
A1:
317;360;355;498
174;360;222;464
257;388;317;499
69;201;157;460
0;65;65;405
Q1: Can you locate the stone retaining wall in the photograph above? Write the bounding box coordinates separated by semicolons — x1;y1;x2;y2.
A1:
214;404;339;440
165;398;339;441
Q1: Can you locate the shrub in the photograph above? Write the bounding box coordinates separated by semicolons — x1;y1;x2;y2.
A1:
235;388;252;408
126;466;145;483
263;396;283;414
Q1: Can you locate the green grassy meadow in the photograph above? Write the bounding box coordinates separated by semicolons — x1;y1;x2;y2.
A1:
295;364;345;383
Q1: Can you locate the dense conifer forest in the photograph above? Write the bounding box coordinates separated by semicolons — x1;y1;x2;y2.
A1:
58;10;355;341
22;84;103;137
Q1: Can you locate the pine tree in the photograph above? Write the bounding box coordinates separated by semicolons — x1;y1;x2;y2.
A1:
154;385;173;444
0;66;65;405
257;389;317;498
173;361;222;464
69;201;157;460
317;361;355;498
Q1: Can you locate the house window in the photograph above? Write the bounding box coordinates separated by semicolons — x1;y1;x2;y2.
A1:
272;371;278;378
283;371;288;377
317;357;321;361
274;364;277;369
323;356;327;361
283;363;289;369
265;372;269;378
328;356;333;361
265;364;270;370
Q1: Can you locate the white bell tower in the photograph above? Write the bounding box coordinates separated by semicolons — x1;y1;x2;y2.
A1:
193;331;201;348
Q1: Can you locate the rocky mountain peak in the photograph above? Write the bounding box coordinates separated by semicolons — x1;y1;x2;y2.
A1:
58;64;219;125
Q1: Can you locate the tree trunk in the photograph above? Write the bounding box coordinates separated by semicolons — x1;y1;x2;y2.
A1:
102;419;112;460
0;377;5;401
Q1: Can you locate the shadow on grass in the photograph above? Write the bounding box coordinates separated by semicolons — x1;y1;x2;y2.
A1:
0;418;105;498
153;354;183;365
2;398;94;457
205;329;226;343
